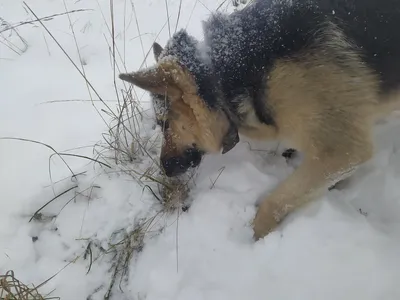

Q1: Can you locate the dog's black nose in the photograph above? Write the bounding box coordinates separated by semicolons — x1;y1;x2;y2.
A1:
161;156;187;177
161;148;203;177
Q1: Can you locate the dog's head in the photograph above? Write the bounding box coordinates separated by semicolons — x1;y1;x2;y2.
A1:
119;31;239;177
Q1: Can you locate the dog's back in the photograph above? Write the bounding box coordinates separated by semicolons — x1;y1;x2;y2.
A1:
204;0;400;100
320;0;400;93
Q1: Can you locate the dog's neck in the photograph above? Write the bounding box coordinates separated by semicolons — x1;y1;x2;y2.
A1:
201;0;319;128
159;29;241;129
200;2;281;127
160;30;220;110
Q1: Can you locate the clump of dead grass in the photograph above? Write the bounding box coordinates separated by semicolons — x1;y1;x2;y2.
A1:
25;1;195;297
0;270;57;300
6;1;249;299
89;1;195;213
0;17;28;56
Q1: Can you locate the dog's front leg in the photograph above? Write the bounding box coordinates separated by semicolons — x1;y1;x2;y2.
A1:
252;148;371;240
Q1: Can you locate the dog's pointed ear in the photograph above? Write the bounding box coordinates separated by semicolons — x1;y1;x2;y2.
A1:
119;68;168;94
153;42;163;62
221;123;239;154
119;61;184;97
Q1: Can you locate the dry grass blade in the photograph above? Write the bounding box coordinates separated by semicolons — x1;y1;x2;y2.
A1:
37;99;117;105
142;185;161;202
185;1;198;30
159;178;190;212
0;137;76;177
84;242;94;275
0;9;92;34
165;0;171;38
1;17;29;55
0;38;22;55
29;185;78;222
61;0;102;123
22;2;115;118
104;227;146;300
216;0;229;11
49;152;112;169
174;0;183;33
130;0;148;69
210;166;226;189
0;270;58;300
109;0;121;105
55;185;100;218
197;0;212;13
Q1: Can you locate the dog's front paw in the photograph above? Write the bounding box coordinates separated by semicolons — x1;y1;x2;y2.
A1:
252;202;280;240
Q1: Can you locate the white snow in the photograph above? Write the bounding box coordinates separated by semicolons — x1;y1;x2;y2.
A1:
1;0;400;299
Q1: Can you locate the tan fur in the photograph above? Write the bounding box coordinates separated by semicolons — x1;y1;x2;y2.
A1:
119;59;230;160
250;49;394;239
236;100;279;140
250;27;400;238
121;26;400;240
163;93;230;159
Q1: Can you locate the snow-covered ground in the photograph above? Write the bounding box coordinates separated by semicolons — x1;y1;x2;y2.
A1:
1;0;400;299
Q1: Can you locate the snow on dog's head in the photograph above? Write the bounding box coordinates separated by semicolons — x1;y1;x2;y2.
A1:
119;30;238;177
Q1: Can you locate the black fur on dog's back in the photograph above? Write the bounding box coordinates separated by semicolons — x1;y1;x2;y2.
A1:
323;0;400;93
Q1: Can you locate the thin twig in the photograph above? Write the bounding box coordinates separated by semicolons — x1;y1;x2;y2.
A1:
29;185;78;222
23;2;115;118
174;0;183;33
130;0;147;68
51;152;112;169
165;0;171;38
0;137;75;177
85;242;93;274
216;0;230;11
36;99;117;105
210;167;226;189
62;0;95;112
0;9;92;34
185;1;198;30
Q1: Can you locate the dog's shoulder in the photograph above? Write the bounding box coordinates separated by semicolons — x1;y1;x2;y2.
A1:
202;0;400;128
202;0;323;128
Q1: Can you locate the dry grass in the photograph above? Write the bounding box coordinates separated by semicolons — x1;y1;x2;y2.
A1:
0;1;251;299
0;17;28;56
0;271;57;300
87;0;196;211
18;2;195;298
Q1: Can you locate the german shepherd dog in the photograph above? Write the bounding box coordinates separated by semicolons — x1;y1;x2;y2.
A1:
119;0;400;240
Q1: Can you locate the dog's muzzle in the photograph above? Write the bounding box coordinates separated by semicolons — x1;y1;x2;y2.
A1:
161;147;204;177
